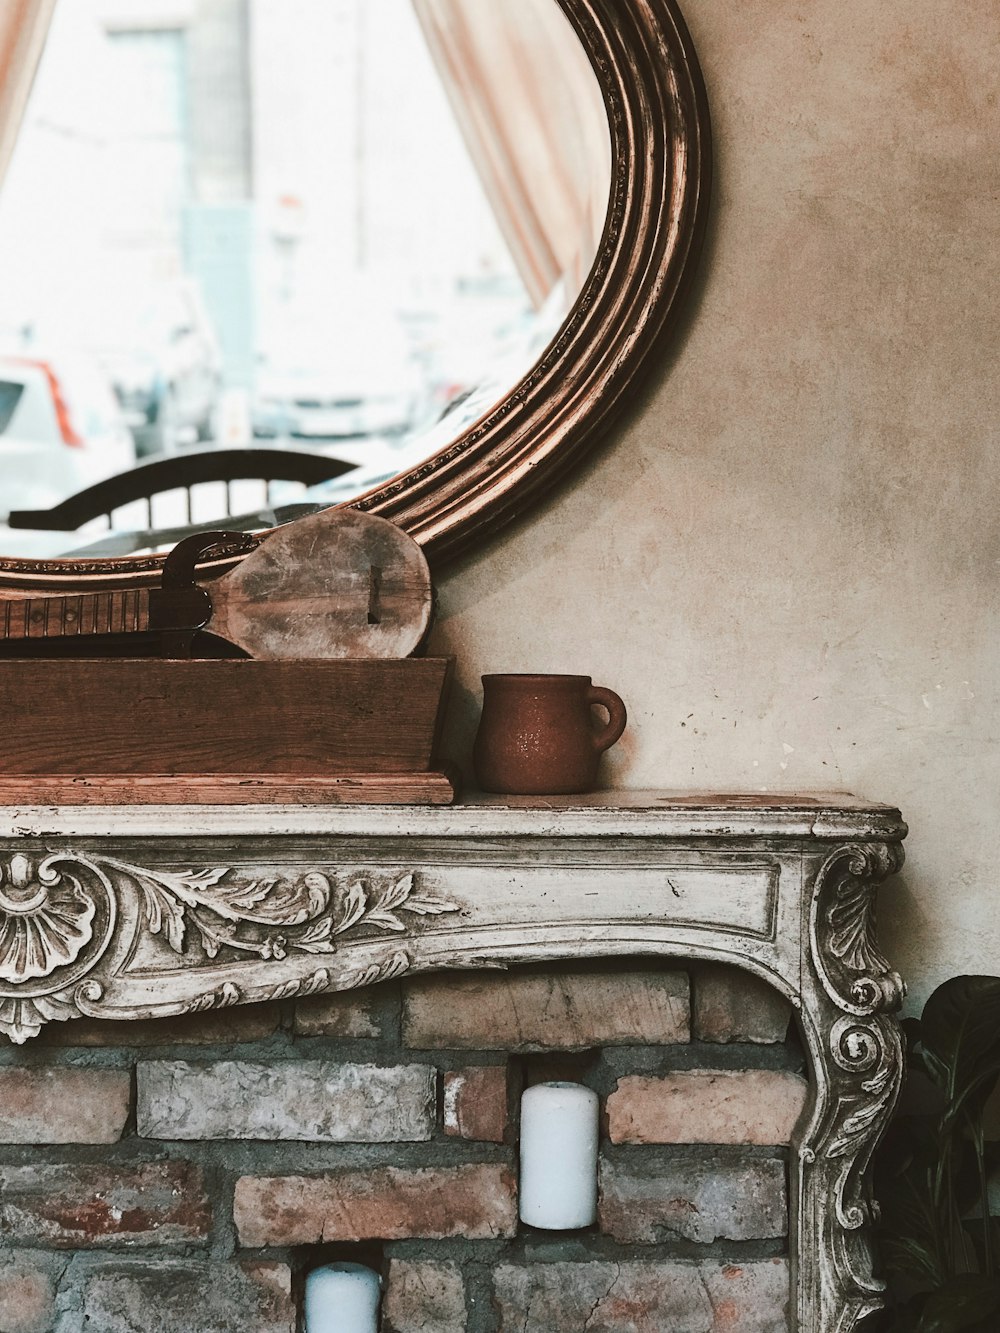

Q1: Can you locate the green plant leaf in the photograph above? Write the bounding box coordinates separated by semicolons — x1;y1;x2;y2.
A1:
913;1274;1000;1331
884;1291;932;1332
920;977;1000;1123
877;1156;949;1286
904;1016;933;1081
949;1137;983;1219
875;975;1000;1306
878;1114;943;1181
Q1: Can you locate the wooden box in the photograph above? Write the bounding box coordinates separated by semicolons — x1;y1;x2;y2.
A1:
0;657;455;804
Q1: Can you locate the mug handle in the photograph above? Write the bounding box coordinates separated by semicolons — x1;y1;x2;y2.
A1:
587;686;627;753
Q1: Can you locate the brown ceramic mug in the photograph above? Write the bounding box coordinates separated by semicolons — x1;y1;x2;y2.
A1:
473;674;627;795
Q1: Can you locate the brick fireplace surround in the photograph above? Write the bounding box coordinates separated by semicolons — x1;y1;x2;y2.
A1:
0;794;906;1331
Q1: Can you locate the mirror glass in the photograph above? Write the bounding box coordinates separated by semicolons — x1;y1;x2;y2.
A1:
0;0;611;560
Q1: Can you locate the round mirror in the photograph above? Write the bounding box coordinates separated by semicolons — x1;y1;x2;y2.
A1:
0;0;709;587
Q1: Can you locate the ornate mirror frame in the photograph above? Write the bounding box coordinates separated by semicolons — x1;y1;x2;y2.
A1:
0;0;711;588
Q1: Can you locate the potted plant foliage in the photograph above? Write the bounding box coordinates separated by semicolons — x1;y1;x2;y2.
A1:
875;975;1000;1331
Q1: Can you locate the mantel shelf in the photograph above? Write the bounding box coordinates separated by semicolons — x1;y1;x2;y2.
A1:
0;790;906;1333
0;788;907;840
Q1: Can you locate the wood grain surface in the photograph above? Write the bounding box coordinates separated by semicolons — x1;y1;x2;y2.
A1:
0;657;453;776
0;772;457;804
207;508;433;659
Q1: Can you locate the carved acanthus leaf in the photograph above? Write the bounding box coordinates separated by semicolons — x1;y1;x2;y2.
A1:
0;854;457;1041
813;1011;905;1265
0;987;82;1043
827;1019;899;1165
798;841;907;1327
812;843;906;1016
296;873;458;950
339;949;412;990
828;877;880;974
183;982;242;1014
85;860;460;964
262;969;332;1002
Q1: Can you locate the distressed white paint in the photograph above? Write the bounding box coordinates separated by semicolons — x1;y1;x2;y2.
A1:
0;793;906;1332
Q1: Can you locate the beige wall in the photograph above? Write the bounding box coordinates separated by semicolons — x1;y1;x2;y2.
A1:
429;0;1000;1011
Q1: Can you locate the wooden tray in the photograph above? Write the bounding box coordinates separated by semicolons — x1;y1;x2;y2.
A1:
0;657;455;803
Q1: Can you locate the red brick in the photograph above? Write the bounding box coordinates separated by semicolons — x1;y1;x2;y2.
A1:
384;1260;466;1333
0;1161;211;1248
607;1070;808;1145
0;1068;130;1144
0;1252;61;1333
403;970;690;1049
82;1260;294;1333
137;1059;434;1141
693;966;791;1044
598;1155;787;1243
294;991;382;1038
443;1065;508;1143
36;1004;280;1047
493;1259;790;1331
234;1163;517;1246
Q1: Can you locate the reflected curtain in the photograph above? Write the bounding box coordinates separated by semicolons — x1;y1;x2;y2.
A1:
411;0;611;311
0;0;55;190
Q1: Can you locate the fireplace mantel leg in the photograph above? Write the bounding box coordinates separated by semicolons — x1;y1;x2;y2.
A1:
793;840;907;1332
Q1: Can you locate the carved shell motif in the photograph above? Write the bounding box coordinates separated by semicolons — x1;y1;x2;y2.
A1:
0;853;96;984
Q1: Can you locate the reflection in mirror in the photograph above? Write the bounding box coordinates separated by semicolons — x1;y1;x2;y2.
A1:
0;0;611;560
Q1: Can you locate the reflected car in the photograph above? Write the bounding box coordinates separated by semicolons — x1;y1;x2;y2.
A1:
253;309;423;442
91;279;222;456
0;351;135;513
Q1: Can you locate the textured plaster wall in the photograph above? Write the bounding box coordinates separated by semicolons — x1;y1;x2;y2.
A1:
429;0;1000;1010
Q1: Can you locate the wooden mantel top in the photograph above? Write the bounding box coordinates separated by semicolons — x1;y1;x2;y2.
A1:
0;790;906;842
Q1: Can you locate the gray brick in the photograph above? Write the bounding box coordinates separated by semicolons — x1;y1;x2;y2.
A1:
493;1260;790;1331
599;1154;788;1243
81;1261;294;1333
693;965;792;1043
0;1250;63;1333
384;1260;465;1332
137;1060;435;1141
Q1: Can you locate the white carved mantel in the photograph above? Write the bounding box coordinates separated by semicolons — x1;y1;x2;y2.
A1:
0;791;906;1333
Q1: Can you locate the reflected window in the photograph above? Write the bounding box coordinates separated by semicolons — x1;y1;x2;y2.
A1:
0;0;610;556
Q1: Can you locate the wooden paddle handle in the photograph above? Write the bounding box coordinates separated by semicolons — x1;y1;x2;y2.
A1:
0;590;151;640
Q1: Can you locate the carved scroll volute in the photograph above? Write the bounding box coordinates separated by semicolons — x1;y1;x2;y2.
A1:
798;840;907;1332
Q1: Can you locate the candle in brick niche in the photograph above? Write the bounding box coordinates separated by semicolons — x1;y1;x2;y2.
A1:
304;1263;381;1332
519;1081;599;1228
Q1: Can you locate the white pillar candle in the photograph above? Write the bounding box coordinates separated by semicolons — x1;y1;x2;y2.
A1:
519;1081;599;1229
304;1263;381;1333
